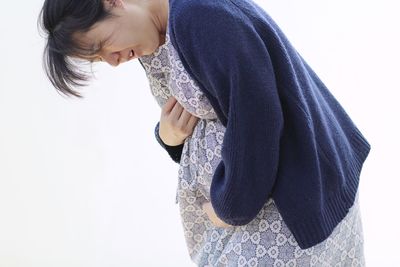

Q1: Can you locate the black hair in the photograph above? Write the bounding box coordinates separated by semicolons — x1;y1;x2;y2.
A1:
37;0;118;98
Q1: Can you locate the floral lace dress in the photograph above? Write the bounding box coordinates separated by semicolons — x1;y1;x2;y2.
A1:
138;25;366;267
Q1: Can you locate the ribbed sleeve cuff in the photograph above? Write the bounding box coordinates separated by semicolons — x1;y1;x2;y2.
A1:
154;122;184;163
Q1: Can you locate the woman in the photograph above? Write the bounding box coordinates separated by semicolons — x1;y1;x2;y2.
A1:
38;0;371;265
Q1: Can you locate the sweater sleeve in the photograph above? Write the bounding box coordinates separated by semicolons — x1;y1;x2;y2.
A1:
170;1;284;225
154;121;184;164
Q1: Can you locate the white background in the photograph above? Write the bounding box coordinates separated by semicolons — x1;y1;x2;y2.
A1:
0;0;398;266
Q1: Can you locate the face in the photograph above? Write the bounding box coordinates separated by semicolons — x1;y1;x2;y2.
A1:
72;0;166;66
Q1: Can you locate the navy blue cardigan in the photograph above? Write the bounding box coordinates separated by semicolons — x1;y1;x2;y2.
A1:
153;0;371;249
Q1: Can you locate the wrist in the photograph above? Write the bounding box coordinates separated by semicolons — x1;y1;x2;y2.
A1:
156;123;184;147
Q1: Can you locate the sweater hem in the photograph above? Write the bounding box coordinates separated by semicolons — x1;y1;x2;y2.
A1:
283;128;371;250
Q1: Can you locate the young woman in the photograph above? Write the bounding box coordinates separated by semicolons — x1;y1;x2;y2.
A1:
38;0;371;265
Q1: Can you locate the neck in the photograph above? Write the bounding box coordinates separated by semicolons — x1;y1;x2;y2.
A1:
138;0;169;46
141;0;169;33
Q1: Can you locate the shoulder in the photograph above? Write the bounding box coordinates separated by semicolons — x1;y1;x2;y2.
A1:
168;0;265;66
169;0;248;31
170;0;231;15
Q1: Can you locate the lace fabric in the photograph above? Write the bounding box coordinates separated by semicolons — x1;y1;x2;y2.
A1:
138;27;366;266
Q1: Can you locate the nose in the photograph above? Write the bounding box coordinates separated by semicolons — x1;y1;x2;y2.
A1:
102;51;121;67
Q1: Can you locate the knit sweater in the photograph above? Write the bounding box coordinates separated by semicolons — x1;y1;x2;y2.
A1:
156;0;371;249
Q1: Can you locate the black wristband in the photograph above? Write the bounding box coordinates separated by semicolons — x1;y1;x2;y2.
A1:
154;122;184;163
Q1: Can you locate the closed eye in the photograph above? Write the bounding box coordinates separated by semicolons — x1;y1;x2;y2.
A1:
90;56;103;63
88;37;110;63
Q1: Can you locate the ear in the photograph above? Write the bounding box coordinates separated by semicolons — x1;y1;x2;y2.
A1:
104;0;125;8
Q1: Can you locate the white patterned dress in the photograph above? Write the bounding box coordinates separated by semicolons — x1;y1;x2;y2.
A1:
138;25;366;266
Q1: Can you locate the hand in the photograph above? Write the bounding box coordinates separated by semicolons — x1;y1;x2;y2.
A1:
159;96;200;146
202;201;233;228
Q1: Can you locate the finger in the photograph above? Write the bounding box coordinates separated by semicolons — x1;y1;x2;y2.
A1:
162;96;178;114
187;114;200;128
202;202;211;212
170;100;184;119
214;219;232;228
178;108;193;124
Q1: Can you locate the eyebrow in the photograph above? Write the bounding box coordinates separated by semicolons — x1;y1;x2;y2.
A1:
89;34;112;55
88;42;101;55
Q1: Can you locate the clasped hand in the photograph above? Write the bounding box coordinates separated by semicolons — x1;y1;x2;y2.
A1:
159;96;200;146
